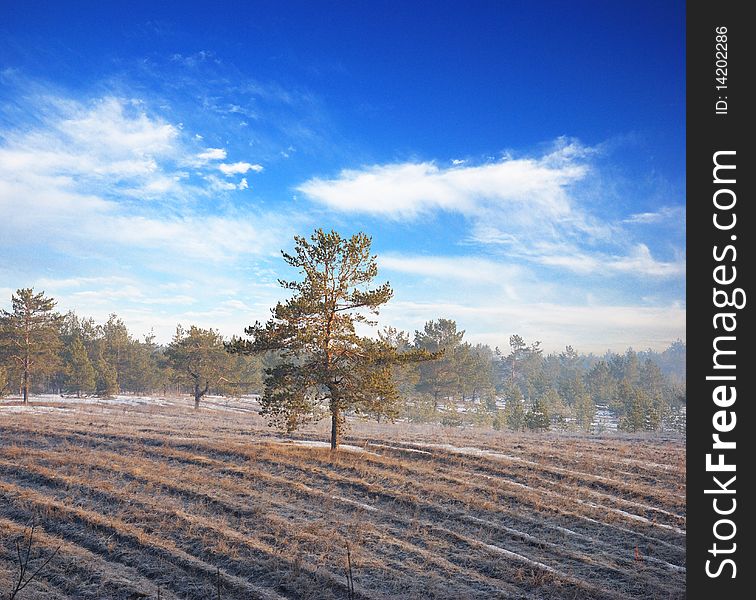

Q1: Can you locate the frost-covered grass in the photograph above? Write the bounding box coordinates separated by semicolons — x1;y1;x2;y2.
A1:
0;398;685;599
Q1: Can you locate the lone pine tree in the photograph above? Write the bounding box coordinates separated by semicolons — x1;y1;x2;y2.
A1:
0;288;62;404
229;229;429;449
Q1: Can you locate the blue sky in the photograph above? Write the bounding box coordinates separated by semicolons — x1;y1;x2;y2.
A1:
0;1;685;352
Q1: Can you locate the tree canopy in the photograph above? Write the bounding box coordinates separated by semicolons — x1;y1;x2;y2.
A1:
0;289;62;403
166;325;229;409
228;229;429;448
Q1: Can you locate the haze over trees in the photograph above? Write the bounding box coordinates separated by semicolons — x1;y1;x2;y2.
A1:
0;231;686;438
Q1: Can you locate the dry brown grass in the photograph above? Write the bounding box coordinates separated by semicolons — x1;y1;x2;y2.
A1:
0;397;685;599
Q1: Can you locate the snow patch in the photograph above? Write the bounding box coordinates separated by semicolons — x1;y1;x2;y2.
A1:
281;440;377;455
23;394;173;407
331;496;378;512
481;543;561;575
581;501;686;535
644;555;686;573
0;405;73;413
367;443;432;455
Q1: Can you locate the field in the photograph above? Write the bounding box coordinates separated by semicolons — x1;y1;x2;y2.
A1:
0;396;685;599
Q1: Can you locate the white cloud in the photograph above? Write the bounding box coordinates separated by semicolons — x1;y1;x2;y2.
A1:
57;97;179;157
34;275;136;290
196;147;227;161
203;174;251;191
218;161;264;175
532;242;685;278
624;205;685;224
0;92;290;266
97;214;283;260
0;96;192;203
605;244;685;277
204;174;240;191
298;155;584;219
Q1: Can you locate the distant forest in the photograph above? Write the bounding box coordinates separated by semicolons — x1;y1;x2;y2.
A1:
0;288;686;435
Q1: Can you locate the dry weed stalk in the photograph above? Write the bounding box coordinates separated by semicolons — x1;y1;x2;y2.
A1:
345;542;355;600
8;516;61;600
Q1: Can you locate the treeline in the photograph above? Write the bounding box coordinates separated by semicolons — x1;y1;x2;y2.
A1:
382;320;686;434
0;289;264;404
0;288;686;434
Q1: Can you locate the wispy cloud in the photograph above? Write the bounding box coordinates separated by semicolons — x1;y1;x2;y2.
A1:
525;242;685;278
0;88;285;256
298;139;684;281
380;254;522;285
196;147;227;161
0;83;303;343
624;205;685;224
0;97;182;199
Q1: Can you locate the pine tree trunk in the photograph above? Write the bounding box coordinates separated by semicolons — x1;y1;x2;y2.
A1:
194;380;209;409
22;368;29;404
330;405;339;450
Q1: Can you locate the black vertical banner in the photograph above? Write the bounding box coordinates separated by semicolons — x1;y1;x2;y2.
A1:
688;1;752;595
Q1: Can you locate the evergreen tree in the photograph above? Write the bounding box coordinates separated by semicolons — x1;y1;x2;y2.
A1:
542;387;569;424
619;386;660;432
656;339;686;385
228;352;265;396
574;392;595;432
0;365;8;396
610;379;634;415
166;325;230;409
414;319;465;411
504;334;527;386
526;395;550;431
461;343;496;407
497;334;543;401
95;348;119;398
491;411;504;431
121;333;161;394
66;336;96;397
228;229;428;449
639;358;665;399
0;288;62;403
378;326;420;419
585;360;615;405
100;314;131;392
504;386;526;431
555;346;583;405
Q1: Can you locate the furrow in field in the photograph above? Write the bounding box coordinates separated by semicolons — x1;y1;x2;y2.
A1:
0;455;530;600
